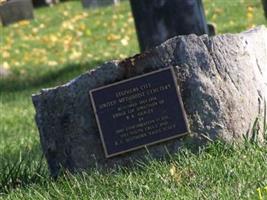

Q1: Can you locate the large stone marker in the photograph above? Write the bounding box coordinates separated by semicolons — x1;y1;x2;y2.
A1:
32;26;267;177
0;0;34;26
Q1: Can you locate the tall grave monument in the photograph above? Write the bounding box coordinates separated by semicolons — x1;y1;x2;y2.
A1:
129;0;209;51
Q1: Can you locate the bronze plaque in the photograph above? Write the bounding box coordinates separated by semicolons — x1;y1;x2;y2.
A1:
90;67;189;158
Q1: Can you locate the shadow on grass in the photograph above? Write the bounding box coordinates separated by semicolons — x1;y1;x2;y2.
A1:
0;60;104;93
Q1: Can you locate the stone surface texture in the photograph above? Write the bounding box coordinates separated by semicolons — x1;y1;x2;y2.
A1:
32;26;267;177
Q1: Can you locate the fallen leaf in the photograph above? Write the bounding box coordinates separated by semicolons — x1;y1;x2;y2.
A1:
2;62;10;69
18;20;30;26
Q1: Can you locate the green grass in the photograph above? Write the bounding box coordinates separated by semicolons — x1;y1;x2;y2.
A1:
0;0;267;199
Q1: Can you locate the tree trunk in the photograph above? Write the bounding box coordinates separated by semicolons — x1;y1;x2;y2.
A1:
130;0;209;52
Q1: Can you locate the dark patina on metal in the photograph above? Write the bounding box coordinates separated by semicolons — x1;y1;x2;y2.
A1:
90;67;189;158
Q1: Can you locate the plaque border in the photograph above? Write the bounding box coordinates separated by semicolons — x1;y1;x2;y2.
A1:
89;67;190;158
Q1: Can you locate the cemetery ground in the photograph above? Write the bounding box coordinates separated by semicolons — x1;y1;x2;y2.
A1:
0;0;267;199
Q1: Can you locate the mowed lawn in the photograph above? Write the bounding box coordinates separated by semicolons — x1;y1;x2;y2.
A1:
0;0;267;199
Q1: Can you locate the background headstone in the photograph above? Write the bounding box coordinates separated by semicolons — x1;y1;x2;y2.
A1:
82;0;119;9
32;0;47;7
32;26;267;177
0;0;34;26
129;0;209;51
263;0;267;19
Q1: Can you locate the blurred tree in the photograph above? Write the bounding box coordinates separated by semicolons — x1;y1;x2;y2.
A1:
130;0;209;52
262;0;267;18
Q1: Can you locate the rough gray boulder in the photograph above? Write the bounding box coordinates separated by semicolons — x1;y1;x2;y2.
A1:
32;26;267;177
